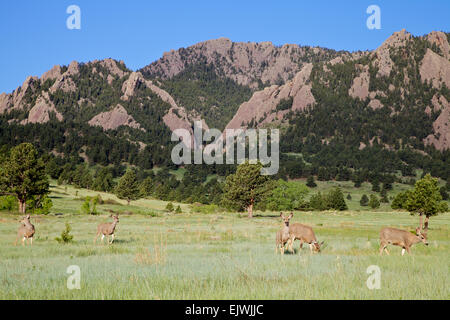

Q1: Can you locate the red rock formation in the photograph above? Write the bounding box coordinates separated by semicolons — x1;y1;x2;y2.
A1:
88;104;143;131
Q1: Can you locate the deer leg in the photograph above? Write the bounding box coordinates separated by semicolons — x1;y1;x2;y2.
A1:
384;247;390;255
405;246;411;255
22;237;26;246
287;238;293;253
299;240;303;250
30;237;33;246
101;234;105;244
309;243;313;253
109;234;115;244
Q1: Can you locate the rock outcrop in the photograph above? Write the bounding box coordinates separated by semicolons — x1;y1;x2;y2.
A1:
224;63;315;130
419;48;450;88
21;92;63;124
372;29;412;77
141;38;336;88
88;104;143;131
426;31;450;60
424;95;450;150
348;65;370;100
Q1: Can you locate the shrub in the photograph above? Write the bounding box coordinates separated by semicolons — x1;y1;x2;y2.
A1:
309;192;328;211
175;205;182;214
327;187;348;211
55;223;74;244
165;202;174;212
391;190;411;209
190;204;220;214
0;195;18;211
81;196;98;215
306;176;317;188
266;180;309;211
360;194;369;206
309;188;347;211
368;194;380;209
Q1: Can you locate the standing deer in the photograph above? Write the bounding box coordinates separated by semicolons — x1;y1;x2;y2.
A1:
276;212;293;254
94;214;119;244
379;227;428;256
288;223;323;253
15;214;35;246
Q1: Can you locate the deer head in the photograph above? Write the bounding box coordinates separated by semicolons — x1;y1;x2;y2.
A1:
415;227;428;246
313;240;324;252
280;212;293;227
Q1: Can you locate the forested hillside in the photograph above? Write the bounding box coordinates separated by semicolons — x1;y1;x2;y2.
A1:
0;30;449;198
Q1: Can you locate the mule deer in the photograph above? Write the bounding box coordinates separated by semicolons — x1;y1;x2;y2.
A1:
288;223;323;253
15;214;35;246
379;227;428;256
276;212;293;254
94;214;119;244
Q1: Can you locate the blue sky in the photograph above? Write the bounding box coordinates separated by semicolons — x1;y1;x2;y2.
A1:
0;0;449;93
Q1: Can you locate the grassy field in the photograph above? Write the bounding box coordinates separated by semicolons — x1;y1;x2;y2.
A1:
0;183;449;299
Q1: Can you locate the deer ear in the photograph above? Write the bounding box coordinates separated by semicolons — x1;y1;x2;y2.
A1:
289;212;293;218
279;212;283;217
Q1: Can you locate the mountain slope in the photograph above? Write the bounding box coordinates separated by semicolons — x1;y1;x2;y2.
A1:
0;30;448;180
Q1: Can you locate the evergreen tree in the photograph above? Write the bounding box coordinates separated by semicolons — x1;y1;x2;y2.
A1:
327;187;348;211
360;194;369;207
405;174;447;233
115;169;140;205
391;190;411;209
139;177;154;197
309;192;328;211
0;143;49;213
222;161;274;218
165;202;174;212
371;181;380;192
368;194;380;209
306;175;317;188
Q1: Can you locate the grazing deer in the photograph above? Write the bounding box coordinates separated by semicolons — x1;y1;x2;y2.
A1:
276;212;293;254
94;215;119;244
15;214;35;246
379;227;428;256
288;223;323;253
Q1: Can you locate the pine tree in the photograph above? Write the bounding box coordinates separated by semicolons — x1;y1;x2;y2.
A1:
0;143;49;213
368;194;380;209
115;170;140;205
406;174;447;233
306;175;317;188
327;187;348;211
360;194;369;206
222;161;274;218
165;202;174;212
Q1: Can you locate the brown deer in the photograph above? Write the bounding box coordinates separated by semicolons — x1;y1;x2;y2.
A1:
288;223;323;253
379;227;428;256
94;215;119;244
15;214;35;246
276;212;293;254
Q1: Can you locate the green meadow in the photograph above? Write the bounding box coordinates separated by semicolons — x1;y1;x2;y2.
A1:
0;182;448;299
